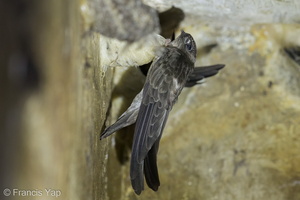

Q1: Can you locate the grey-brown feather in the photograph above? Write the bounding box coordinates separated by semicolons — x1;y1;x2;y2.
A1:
130;32;196;194
100;90;142;139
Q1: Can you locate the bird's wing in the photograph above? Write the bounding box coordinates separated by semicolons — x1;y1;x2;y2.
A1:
100;90;143;139
143;113;168;191
100;63;225;140
130;101;169;194
130;48;193;194
185;64;225;87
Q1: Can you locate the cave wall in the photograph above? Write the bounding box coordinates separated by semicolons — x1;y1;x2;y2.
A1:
1;0;299;200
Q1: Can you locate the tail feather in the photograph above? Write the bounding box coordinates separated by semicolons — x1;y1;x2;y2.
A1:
144;140;160;191
130;158;144;195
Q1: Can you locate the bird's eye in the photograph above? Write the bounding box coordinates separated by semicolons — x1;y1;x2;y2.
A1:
185;39;193;51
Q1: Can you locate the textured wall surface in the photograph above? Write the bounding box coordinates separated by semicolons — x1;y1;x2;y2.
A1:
110;24;300;199
1;0;299;200
0;0;113;200
104;1;300;199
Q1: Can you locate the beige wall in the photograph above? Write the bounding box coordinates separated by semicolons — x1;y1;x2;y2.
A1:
1;0;299;200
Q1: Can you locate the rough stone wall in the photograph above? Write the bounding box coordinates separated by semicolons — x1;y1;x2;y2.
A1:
1;0;300;200
111;23;300;199
0;1;114;200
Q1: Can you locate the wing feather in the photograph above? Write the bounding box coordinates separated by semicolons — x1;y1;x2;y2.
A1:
100;90;142;139
185;64;225;87
130;47;194;194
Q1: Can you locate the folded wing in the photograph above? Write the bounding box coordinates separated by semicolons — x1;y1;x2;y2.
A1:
130;47;193;194
100;90;143;139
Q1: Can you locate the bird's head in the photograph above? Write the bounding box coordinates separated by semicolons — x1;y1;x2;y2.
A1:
170;31;197;63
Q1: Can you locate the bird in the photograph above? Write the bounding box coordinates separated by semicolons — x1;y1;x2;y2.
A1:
101;31;225;194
